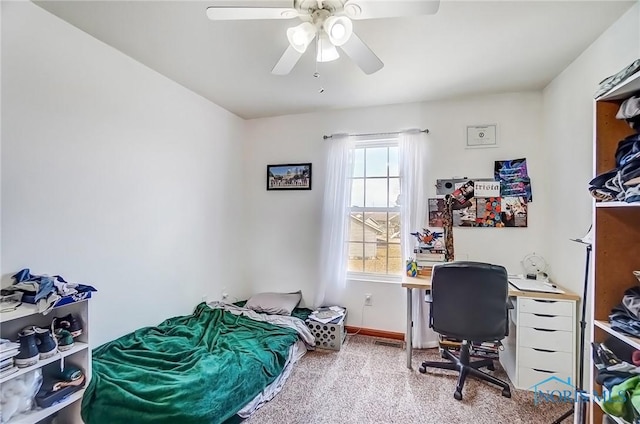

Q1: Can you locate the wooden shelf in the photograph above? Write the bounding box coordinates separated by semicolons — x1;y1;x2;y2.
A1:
598;71;640;101
596;201;640;208
0;299;88;324
0;342;88;384
7;389;85;424
594;320;640;350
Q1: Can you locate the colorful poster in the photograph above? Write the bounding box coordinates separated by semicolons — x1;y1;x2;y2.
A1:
501;177;532;200
428;198;446;227
494;158;533;202
453;198;477;227
501;197;528;227
476;197;502;227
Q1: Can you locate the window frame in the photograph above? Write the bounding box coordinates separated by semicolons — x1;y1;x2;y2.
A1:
346;136;402;283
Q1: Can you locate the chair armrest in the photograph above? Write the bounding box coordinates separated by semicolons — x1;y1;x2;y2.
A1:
505;297;515;337
506;297;514;310
424;291;432;303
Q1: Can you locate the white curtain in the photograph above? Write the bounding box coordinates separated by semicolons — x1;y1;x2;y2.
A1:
315;134;355;308
399;130;438;349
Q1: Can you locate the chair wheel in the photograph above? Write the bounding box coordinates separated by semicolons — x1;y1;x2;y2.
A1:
441;351;447;359
487;363;495;371
454;390;463;400
502;388;511;398
418;366;427;374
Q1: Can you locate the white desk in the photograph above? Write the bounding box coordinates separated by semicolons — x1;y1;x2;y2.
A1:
402;276;580;391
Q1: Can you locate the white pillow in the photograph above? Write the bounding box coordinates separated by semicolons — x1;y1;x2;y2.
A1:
244;291;302;316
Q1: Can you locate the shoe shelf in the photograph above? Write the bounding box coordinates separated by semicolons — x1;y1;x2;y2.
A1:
594;320;640;351
1;297;91;423
1;298;89;324
0;342;88;385
7;389;85;424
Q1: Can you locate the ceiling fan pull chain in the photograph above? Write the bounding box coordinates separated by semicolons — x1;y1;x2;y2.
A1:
313;43;324;93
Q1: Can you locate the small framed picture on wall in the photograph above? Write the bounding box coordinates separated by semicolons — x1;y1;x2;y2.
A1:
466;124;497;148
267;163;312;191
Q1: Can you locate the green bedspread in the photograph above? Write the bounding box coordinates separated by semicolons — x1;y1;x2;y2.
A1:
81;303;299;424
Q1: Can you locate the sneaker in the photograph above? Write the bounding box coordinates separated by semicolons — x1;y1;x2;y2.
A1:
54;329;74;352
53;314;82;338
34;328;57;360
15;327;39;368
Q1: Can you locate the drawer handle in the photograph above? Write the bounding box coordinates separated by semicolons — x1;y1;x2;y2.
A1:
532;348;555;353
533;313;555;318
533;328;557;332
533;368;556;374
533;300;556;304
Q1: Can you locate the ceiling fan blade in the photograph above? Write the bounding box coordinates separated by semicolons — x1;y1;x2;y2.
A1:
206;1;297;20
343;0;440;20
339;32;383;75
271;45;304;75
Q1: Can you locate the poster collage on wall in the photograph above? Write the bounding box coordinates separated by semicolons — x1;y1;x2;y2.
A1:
429;158;532;228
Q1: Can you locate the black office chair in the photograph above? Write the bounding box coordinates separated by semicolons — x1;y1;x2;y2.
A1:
418;261;512;400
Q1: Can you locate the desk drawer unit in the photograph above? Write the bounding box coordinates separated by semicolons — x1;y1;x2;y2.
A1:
519;327;573;352
519;347;573;373
514;298;576;391
518;298;573;317
519;313;573;331
519;367;573;392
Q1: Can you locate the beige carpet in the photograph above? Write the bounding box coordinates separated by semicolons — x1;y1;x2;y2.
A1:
248;335;571;424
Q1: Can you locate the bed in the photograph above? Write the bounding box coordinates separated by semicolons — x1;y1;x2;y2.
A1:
80;301;315;424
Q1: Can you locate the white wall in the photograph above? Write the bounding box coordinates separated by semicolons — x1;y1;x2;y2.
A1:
543;2;640;383
1;2;247;346
244;92;548;333
543;2;639;299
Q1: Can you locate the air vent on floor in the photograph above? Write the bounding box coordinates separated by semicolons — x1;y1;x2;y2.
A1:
373;340;403;348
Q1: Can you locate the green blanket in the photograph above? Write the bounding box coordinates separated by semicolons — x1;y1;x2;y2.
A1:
81;303;299;424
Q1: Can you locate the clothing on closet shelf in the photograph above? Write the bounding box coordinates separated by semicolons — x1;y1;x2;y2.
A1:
589;97;640;203
617;95;640;131
610;287;640;338
594;341;640;423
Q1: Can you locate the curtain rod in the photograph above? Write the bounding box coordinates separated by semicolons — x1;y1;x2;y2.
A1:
322;129;429;140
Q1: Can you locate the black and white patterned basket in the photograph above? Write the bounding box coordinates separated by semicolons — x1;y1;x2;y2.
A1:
306;311;347;351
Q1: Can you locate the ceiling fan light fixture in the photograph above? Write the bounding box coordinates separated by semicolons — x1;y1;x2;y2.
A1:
344;3;362;18
316;33;340;63
286;22;317;53
324;16;353;46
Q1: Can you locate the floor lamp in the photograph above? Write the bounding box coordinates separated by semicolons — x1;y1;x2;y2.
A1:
552;230;592;424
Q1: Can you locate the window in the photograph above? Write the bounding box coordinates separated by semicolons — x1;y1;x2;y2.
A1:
347;139;401;276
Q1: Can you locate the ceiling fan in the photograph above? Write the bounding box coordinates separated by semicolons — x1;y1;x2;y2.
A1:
206;0;440;76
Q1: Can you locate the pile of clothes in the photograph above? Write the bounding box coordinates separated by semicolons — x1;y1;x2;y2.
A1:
590;95;640;203
600;271;640;422
610;272;640;338
1;269;96;314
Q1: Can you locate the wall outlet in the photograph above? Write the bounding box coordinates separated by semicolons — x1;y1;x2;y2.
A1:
364;293;372;306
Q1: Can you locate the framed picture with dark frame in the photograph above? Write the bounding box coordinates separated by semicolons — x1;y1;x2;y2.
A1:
267;163;312;191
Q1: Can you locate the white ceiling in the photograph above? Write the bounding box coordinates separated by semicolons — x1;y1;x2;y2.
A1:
34;0;635;119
